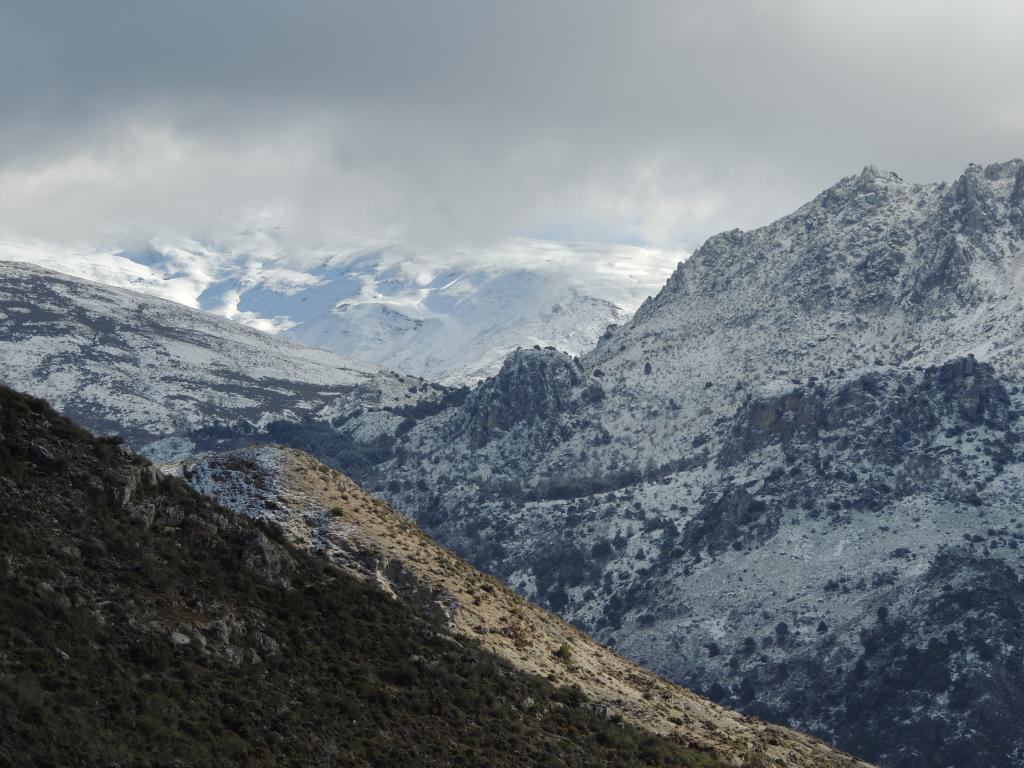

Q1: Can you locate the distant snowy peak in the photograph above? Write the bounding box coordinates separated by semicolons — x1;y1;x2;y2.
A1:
0;233;681;384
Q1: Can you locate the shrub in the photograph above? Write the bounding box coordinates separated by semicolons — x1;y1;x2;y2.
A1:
554;643;574;663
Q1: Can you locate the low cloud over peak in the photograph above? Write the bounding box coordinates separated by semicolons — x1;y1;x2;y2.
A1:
1;1;1022;251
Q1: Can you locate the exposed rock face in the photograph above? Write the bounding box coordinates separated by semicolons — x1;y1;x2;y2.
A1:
720;357;1012;469
682;487;775;556
455;348;583;446
241;530;293;587
25;442;59;468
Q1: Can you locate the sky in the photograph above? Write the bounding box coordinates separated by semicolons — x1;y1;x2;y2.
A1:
1;1;1022;252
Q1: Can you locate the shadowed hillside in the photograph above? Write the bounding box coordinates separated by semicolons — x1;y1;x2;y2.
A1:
0;385;727;768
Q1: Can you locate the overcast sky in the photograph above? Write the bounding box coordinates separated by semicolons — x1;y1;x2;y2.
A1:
1;1;1022;251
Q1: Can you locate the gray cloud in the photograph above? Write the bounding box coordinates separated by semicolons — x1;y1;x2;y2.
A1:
1;0;1022;249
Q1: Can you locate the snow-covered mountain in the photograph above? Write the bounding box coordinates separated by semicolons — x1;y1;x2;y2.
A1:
0;261;437;460
368;161;1024;768
0;233;679;384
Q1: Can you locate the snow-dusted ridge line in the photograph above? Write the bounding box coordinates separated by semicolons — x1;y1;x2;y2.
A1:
5;160;1024;766
0;260;439;460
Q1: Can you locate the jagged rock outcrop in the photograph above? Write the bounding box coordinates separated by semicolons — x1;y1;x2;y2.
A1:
455;348;583;446
682;487;776;556
719;356;1013;469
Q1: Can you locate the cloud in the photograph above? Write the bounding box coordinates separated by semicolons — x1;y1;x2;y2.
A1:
1;0;1022;250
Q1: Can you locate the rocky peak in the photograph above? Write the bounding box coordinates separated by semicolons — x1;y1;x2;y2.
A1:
1010;163;1024;205
637;165;929;313
853;164;905;192
455;347;584;447
924;355;1011;426
595;160;1024;385
948;163;998;234
940;160;1024;238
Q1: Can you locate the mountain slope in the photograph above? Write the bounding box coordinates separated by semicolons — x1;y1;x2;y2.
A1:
0;384;737;768
0;233;679;383
169;444;870;768
369;161;1024;768
0;261;438;461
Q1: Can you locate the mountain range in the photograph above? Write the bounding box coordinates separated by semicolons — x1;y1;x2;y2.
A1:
0;232;678;383
3;160;1024;767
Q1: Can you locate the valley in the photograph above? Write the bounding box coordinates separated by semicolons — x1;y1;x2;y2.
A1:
4;161;1024;767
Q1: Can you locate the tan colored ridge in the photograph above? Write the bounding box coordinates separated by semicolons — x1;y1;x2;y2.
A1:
174;445;873;768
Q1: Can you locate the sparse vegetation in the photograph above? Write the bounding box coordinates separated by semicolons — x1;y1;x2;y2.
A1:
554;642;574;663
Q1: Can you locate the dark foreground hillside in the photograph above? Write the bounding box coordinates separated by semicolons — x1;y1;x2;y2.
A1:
0;385;722;768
